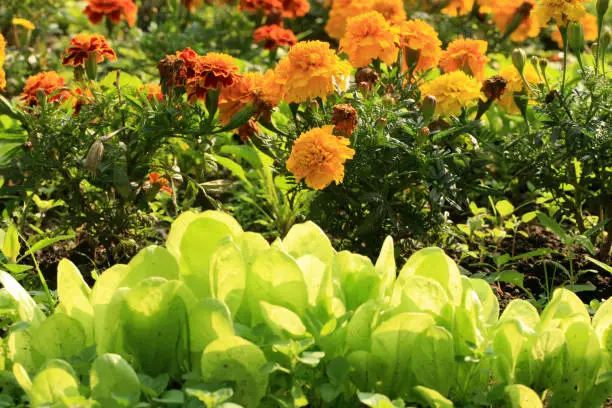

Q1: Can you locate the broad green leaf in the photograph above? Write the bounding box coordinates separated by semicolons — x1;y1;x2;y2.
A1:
57;259;94;345
358;392;404;408
493;319;528;384
7;329;36;372
375;236;396;298
538;289;590;332
21;234;74;258
499;299;540;332
100;71;143;90
213;154;252;187
95;287;129;356
593;297;612;355
12;363;32;398
504;384;542;408
495;200;515;218
31;313;86;364
297;254;333;318
210;238;245;316
411;326;455;395
121;246;180;289
526;328;565;391
90;353;141;408
201;336;268;407
536;212;567;241
469;278;499;325
121;278;197;377
188;298;235;371
30;360;81;407
2;225;20;263
91;264;128;350
413;386;454;408
563;321;602;392
0;270;45;327
346;300;380;352
282;222;335;264
333;251;381;312
391;275;449;320
260;301;308;338
396;248;462;305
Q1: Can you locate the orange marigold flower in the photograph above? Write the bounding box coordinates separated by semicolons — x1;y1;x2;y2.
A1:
551;13;598;48
186;52;241;103
442;0;474;16
371;0;407;24
260;69;284;106
398;19;442;72
490;0;540;42
62;34;117;67
181;0;203;12
218;72;264;125
271;41;351;103
84;0;138;27
497;63;541;113
286;125;356;190
339;11;400;68
281;0;311;18
148;172;172;194
332;104;358;136
419;71;484;116
240;0;310;18
0;34;6;92
253;25;298;50
12;18;36;30
440;38;489;81
140;83;164;101
535;0;588;25
325;0;374;40
20;71;71;107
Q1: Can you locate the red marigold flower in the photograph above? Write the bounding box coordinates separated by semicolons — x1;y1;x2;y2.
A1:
186;53;241;103
253;24;297;50
84;0;138;27
62;34;117;67
240;0;310;18
148;172;173;194
20;71;71;107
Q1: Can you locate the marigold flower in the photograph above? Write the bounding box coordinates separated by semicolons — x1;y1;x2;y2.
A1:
442;0;475;16
84;0;138;27
181;0;203;12
186;52;241;103
371;0;407;24
148;172;172;194
0;34;5;91
271;41;351;103
140;83;163;101
12;18;36;30
551;13;598;47
398;19;442;72
253;25;298;50
20;71;71;107
218;72;264;125
419;71;484;116
62;34;117;67
286;125;356;190
491;0;540;42
340;11;400;68
497;64;540;113
440;38;489;81
535;0;588;25
481;75;508;100
71;87;94;115
280;0;311;18
240;0;310;18
332;104;358;136
325;0;374;40
260;69;284;107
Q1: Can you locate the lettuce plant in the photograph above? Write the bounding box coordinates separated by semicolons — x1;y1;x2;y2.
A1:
0;210;610;407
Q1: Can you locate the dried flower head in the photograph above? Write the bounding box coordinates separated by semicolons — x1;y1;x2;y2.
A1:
482;75;508;100
332;104;358;136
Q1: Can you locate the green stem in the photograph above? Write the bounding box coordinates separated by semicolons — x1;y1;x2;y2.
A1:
19;232;55;313
560;27;569;95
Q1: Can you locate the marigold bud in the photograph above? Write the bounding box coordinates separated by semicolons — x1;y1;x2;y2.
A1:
481;76;507;101
332;104;358;137
36;89;47;109
512;48;527;75
84;140;104;174
567;21;585;55
404;48;421;70
600;28;611;53
597;0;609;27
422;95;437;123
538;58;548;73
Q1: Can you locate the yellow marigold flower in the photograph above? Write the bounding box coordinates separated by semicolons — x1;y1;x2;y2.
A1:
419;71;484;116
440;38;489;81
260;69;284;107
218;72;264;125
271;41;351;103
398;19;442;72
490;0;540;42
551;13;598;48
286;125;356;190
497;64;540;113
535;0;588;25
0;34;5;91
325;0;374;40
371;0;407;24
442;0;475;16
12;18;36;30
340;11;400;68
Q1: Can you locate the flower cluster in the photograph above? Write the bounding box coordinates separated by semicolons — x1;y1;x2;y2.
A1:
239;0;310;19
84;0;138;27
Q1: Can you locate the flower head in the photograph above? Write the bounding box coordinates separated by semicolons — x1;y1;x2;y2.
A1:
535;0;588;25
12;18;36;30
20;71;71;107
271;41;351;103
497;64;540;113
442;0;475;16
218;72;264;125
186;52;241;103
332;104;358;136
491;0;540;42
240;0;310;18
140;83;163;101
325;0;374;40
371;0;407;24
0;34;6;91
419;71;484;116
340;11;400;68
551;13;598;47
84;0;138;27
253;25;298;50
62;34;117;67
148;172;172;194
287;125;356;190
440;38;489;81
71;87;94;115
398;19;442;72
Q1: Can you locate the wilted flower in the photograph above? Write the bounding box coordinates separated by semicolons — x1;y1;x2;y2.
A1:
186;52;241;103
355;67;380;91
398;19;442;73
340;11;399;68
20;71;71;107
62;34;117;67
440;38;489;81
332;104;358;136
84;140;105;174
253;25;298;50
237;119;260;142
481;75;508;100
286;125;355;190
71;87;94;115
84;0;138;27
239;0;310;18
181;0;203;12
419;71;484;116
